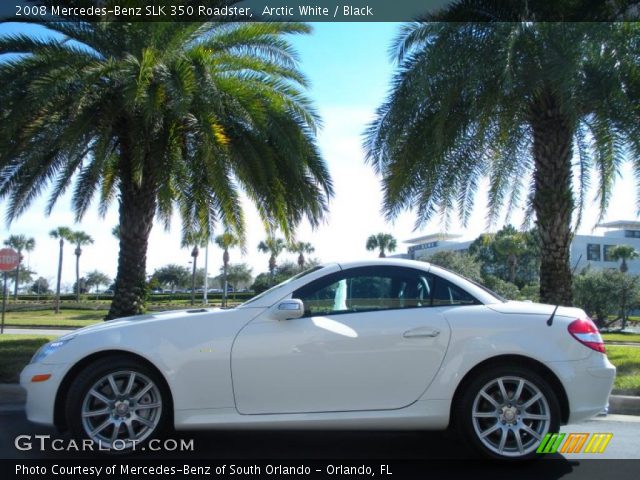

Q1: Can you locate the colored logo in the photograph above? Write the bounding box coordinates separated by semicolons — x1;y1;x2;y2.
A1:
537;433;613;454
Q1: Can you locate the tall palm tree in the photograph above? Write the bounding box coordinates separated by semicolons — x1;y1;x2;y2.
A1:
0;5;333;319
3;234;35;299
68;231;94;302
182;230;208;306
215;232;240;307
288;241;315;271
610;245;639;273
258;236;286;281
366;233;397;258
364;5;640;306
49;227;72;314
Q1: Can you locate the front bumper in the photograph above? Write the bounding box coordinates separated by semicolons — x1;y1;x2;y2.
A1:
20;362;68;426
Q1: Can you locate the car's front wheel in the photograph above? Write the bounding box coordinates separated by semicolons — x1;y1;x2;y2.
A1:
66;356;170;452
456;366;560;459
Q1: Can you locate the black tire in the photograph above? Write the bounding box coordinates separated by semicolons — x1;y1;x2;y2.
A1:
65;355;170;453
455;365;560;460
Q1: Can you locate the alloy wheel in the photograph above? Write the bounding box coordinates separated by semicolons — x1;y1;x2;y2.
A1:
80;370;163;449
471;375;551;457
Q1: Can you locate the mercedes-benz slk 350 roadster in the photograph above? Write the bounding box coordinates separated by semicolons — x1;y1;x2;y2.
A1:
21;259;615;459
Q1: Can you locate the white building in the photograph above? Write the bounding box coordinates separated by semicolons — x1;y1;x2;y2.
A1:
401;220;640;275
571;221;640;275
403;233;473;261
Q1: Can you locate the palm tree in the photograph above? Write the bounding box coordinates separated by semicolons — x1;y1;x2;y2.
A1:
258;236;286;282
182;230;208;306
366;233;397;258
3;234;35;299
364;5;640;306
69;230;94;302
610;245;639;274
0;8;333;319
493;233;528;284
215;232;240;307
49;227;72;314
288;241;315;271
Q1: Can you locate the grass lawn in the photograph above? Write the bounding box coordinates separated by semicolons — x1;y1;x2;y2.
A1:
0;335;56;383
602;332;640;344
2;309;104;327
607;345;640;396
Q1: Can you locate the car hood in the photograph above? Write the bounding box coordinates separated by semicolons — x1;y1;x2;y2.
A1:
487;301;585;318
67;308;228;338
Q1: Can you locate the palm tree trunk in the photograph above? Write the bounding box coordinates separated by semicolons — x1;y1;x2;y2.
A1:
54;239;63;314
222;250;229;307
269;255;276;284
530;93;574;306
75;249;81;302
621;258;628;273
106;147;157;320
13;257;20;300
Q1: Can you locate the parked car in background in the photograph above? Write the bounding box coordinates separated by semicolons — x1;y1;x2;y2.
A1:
21;259;615;459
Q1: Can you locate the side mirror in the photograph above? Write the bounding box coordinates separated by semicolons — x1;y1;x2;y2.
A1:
272;299;304;321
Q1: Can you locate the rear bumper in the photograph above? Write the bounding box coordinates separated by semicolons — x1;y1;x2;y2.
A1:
550;353;616;424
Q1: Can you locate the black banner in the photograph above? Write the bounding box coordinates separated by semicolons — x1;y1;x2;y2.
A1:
1;0;639;23
3;459;640;480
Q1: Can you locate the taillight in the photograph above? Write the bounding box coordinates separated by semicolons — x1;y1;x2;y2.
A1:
568;318;606;354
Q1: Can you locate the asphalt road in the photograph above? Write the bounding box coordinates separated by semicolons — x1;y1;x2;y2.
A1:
0;409;640;480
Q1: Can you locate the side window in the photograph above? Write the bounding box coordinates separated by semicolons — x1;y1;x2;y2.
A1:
293;267;435;316
432;276;478;306
298;278;350;316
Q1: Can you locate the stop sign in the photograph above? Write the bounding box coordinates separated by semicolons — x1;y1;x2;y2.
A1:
0;248;19;272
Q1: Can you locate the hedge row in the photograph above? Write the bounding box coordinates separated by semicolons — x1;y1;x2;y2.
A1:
10;292;255;303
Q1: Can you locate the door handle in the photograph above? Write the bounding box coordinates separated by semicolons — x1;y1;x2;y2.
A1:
403;327;440;338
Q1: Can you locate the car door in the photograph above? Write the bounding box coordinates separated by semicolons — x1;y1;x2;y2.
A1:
231;266;453;414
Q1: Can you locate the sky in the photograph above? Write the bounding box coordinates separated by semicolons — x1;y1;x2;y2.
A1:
0;21;638;292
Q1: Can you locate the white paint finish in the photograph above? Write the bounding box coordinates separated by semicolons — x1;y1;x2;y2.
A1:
231;308;450;414
20;259;615;437
174;399;451;430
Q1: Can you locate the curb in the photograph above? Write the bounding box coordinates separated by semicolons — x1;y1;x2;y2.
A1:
0;384;25;407
1;383;640;416
608;395;640;416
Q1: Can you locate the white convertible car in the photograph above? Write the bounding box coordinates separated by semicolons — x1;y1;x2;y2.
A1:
21;259;615;459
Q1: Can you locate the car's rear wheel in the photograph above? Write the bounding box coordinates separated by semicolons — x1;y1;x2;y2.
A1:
457;366;560;459
66;356;169;452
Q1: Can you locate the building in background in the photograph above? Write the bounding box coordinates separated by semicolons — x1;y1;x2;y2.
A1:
402;233;473;261
571;221;640;275
401;220;640;275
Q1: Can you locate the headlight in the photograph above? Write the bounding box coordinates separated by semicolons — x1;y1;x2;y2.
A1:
30;336;75;364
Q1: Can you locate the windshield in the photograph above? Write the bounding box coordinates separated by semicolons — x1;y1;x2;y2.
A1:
240;266;325;307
